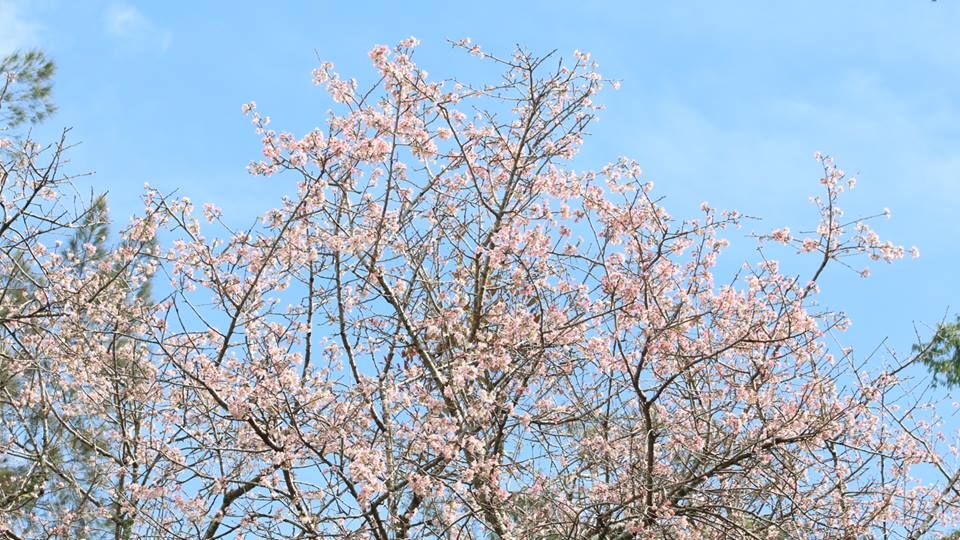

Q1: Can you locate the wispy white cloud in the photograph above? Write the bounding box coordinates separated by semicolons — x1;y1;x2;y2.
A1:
104;3;172;53
0;0;37;55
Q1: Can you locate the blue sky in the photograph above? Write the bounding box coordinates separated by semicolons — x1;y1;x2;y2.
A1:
2;0;959;356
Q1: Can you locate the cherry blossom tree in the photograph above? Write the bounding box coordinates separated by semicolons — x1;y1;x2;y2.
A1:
2;38;959;539
0;131;159;538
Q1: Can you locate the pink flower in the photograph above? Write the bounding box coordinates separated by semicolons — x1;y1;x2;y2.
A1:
770;227;791;244
398;36;420;49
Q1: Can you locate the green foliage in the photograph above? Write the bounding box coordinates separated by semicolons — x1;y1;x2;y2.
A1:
0;49;56;129
68;194;110;268
66;193;154;300
916;316;960;387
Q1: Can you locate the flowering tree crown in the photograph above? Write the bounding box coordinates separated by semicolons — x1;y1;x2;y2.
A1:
0;39;954;540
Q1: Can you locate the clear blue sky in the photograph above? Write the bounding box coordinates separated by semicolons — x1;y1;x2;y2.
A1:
3;0;958;356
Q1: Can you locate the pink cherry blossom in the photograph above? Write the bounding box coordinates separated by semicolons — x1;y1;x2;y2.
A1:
0;39;951;540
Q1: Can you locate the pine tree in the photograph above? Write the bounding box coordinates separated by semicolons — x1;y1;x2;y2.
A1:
0;49;56;129
916;316;960;387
